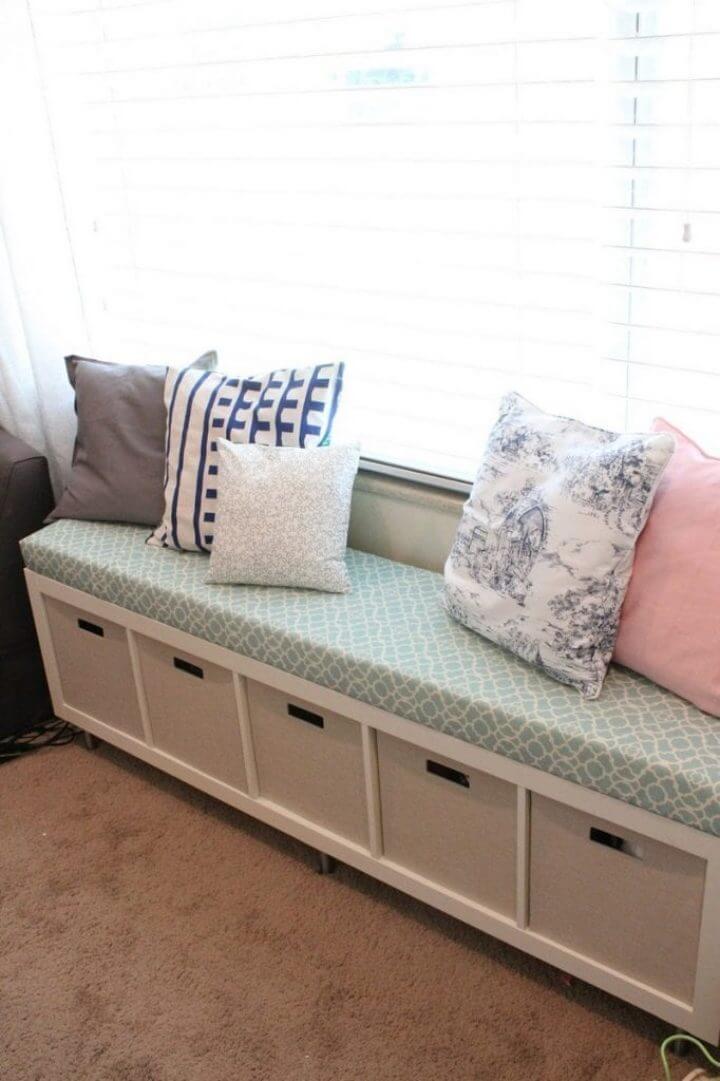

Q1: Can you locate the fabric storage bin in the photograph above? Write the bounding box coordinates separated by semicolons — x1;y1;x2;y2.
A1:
246;680;368;846
529;794;706;1002
44;596;144;739
135;636;247;791
377;732;517;914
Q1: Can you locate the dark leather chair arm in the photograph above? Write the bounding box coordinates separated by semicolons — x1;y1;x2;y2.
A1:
0;428;54;650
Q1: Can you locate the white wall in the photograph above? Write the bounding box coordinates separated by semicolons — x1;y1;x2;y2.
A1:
349;471;464;573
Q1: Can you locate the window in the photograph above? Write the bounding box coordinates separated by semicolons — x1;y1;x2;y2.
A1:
21;0;720;481
605;0;720;457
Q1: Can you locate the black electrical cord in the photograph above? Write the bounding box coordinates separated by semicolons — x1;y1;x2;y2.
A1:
0;717;77;762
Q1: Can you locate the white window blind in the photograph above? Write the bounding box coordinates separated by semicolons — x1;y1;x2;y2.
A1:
604;0;720;456
23;0;720;481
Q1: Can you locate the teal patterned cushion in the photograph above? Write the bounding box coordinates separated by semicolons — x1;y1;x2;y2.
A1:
21;520;720;837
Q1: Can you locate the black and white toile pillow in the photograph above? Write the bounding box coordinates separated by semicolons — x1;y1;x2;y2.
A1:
443;393;675;698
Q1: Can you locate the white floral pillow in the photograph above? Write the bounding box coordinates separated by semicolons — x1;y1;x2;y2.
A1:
444;394;674;698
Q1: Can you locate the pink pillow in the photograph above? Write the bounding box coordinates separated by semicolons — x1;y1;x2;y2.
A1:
614;419;720;715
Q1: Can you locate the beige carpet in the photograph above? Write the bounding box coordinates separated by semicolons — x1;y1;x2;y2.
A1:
0;740;703;1081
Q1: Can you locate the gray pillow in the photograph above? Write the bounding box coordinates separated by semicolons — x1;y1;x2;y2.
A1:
50;352;216;526
207;440;360;592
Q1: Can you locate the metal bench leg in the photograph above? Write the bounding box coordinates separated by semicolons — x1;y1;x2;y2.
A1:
83;731;99;750
317;852;337;875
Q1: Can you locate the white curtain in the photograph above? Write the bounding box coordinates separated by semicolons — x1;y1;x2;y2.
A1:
0;224;45;455
0;0;87;490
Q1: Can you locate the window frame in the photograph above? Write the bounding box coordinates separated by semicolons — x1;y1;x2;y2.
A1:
359;455;472;494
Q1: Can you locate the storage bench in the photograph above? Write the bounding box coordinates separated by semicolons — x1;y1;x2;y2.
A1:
21;520;720;1043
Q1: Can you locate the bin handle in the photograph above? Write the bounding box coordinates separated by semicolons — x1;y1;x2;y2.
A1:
426;759;470;788
287;703;324;729
173;657;204;679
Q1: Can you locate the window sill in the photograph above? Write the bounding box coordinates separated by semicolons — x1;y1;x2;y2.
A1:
358;457;471;500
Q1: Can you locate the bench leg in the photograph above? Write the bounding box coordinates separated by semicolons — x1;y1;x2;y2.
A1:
82;731;99;750
317;852;337;875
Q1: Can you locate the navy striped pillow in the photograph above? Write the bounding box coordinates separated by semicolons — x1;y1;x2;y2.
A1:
150;362;345;552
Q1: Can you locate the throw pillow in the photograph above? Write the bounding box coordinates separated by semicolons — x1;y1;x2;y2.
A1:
151;361;345;552
443;393;674;698
614;419;720;715
206;440;360;592
51;351;217;526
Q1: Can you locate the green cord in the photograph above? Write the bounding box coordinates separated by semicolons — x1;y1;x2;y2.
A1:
661;1035;720;1080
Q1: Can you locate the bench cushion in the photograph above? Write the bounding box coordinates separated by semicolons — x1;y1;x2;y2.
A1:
21;519;720;837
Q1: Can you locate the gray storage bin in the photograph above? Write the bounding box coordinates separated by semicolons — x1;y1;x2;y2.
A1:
377;731;517;915
247;680;368;846
45;596;144;739
137;635;247;791
529;794;706;1002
